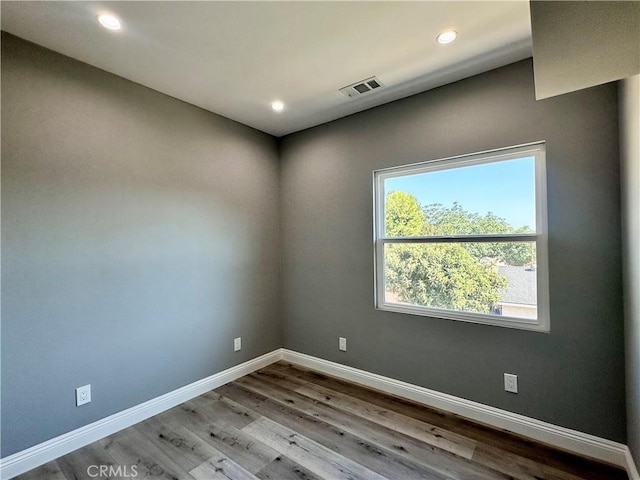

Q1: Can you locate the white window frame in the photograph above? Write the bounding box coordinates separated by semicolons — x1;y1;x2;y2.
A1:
373;142;550;332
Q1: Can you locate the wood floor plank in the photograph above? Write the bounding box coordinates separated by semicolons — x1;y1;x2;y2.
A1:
471;441;548;480
99;426;194;480
239;372;477;460
12;461;66;480
175;392;259;430
270;362;629;480
198;392;261;429
264;366;551;480
253;368;310;390
189;453;258;480
159;400;281;474
539;466;591;480
217;381;509;480
293;379;477;460
269;366;551;480
195;419;280;474
134;415;221;472
266;363;482;437
255;455;324;480
242;417;389;480
56;443;124;480
216;383;451;479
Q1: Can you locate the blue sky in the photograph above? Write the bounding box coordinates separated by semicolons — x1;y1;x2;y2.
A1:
385;157;536;229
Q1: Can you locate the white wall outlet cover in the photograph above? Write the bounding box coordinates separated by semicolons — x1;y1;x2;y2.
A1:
504;373;518;393
76;384;91;406
339;337;347;351
234;337;242;352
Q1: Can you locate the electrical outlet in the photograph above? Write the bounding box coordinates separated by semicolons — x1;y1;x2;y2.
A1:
76;384;91;406
339;337;347;352
234;337;241;352
504;373;518;393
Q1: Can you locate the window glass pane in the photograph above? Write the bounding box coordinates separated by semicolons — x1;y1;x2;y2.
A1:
383;242;537;320
383;157;536;237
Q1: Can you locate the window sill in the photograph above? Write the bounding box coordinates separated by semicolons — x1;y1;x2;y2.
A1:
376;302;550;333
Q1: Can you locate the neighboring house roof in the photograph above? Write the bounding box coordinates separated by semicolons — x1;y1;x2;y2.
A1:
498;265;537;305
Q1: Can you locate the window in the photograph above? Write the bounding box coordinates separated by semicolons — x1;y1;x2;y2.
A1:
373;143;549;332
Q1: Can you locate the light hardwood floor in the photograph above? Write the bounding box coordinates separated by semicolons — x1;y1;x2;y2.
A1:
14;361;628;480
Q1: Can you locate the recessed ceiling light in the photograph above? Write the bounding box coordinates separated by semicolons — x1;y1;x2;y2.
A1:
436;30;458;45
271;101;285;112
98;14;121;31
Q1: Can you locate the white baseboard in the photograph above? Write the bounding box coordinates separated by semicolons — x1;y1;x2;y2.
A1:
281;349;630;470
2;348;635;479
627;447;640;480
0;349;282;480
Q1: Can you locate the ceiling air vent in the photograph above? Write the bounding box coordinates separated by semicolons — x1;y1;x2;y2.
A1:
339;76;385;98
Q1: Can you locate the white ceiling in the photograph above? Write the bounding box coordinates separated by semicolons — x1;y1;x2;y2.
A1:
1;1;532;137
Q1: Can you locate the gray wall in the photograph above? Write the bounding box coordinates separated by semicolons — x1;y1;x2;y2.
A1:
530;1;640;99
280;59;626;442
621;75;640;465
1;33;281;457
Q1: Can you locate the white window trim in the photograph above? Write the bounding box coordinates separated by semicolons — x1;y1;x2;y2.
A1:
373;142;550;333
